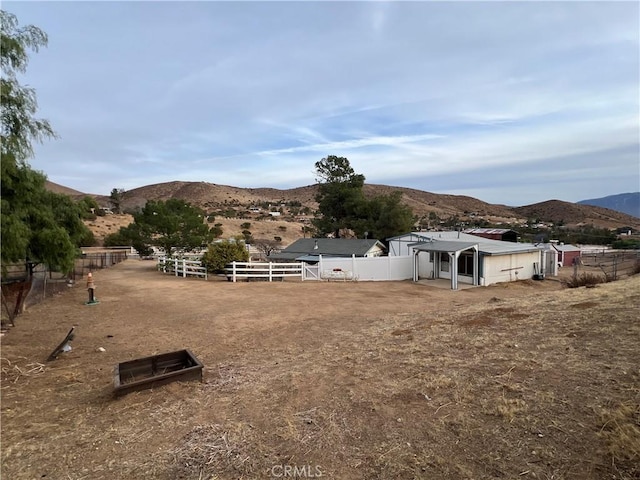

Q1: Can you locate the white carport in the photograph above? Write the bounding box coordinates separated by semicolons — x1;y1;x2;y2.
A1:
412;240;479;290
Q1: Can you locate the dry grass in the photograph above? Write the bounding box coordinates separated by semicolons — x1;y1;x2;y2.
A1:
1;262;639;479
597;402;640;478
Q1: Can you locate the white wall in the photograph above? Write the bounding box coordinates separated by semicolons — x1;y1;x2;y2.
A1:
316;255;413;281
482;251;540;286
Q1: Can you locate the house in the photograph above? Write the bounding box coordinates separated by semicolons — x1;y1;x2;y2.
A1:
463;228;518;243
388;231;554;289
269;238;386;262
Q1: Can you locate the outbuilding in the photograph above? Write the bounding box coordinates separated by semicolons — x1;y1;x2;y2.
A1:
552;243;581;267
388;231;550;289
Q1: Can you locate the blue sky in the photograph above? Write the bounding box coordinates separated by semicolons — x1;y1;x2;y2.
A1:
6;1;639;206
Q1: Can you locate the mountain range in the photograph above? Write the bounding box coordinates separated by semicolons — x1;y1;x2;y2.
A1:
46;180;640;232
577;192;639;219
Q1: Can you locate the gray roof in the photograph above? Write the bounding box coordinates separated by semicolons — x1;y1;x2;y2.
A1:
553;244;581;252
412;240;478;253
394;231;541;256
270;238;385;260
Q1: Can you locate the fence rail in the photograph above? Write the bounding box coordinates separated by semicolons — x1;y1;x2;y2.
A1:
578;250;640;281
158;257;208;280
226;262;303;282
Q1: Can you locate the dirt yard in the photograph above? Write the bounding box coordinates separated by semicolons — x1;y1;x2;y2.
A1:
1;261;638;479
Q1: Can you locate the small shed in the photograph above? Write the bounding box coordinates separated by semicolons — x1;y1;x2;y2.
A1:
552;243;581;267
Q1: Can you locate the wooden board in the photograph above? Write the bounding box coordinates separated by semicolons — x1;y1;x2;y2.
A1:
46;327;75;361
113;349;203;397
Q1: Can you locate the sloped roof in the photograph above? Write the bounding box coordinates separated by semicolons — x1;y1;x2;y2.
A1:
553;243;581;252
392;231;540;256
463;228;517;235
412;241;478;253
272;238;386;258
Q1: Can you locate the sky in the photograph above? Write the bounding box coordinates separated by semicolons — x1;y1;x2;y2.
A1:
5;1;640;206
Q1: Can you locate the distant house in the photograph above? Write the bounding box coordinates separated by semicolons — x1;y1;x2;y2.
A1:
463;228;518;243
270;238;386;262
388;231;554;289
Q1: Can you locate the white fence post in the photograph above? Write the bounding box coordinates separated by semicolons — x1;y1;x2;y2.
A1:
174;257;178;277
352;254;356;278
232;261;236;283
182;258;186;278
269;262;273;282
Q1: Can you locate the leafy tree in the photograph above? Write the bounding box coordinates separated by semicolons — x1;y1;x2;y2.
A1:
359;191;415;241
109;188;125;213
77;195;99;219
1;10;55;167
312;155;414;242
201;239;249;273
1;11;92;277
109;199;213;256
103;222;152;256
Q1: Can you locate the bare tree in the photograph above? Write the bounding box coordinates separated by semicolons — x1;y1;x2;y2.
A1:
253;238;281;258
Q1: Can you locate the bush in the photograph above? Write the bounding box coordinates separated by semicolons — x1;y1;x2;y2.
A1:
612;239;640;250
210;225;223;238
201;240;249;273
562;273;607;288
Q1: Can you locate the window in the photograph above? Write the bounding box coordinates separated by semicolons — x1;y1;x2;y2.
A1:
440;252;450;272
458;253;474;276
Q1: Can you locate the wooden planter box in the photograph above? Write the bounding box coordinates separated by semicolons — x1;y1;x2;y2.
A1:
113;349;203;397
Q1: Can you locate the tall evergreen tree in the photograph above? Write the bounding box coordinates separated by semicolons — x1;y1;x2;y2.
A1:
312;155;415;242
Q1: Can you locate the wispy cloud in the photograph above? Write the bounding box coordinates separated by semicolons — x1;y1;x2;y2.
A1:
5;0;638;205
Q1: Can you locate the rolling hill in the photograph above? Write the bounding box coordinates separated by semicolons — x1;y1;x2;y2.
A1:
45;180;640;243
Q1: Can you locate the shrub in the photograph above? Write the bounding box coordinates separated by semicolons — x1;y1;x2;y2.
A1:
562;273;607;288
201;240;249;273
210;225;223;238
240;222;251;230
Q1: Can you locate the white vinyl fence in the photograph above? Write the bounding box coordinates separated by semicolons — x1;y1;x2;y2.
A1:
305;255;414;281
158;257;208;280
156;255;415;282
226;262;303;282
